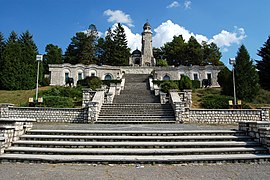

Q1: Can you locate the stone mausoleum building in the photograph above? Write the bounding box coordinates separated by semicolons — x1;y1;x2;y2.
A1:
49;22;222;87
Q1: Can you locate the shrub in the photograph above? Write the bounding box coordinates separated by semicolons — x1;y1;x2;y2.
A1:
201;94;232;109
42;96;74;108
179;75;192;90
77;76;102;90
160;81;178;93
102;80;122;86
156;59;168;67
192;80;201;89
253;89;270;104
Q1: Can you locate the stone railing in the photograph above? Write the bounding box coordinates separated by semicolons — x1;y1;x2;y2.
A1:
149;78;154;91
239;121;270;152
0;118;36;154
121;78;125;90
88;90;105;123
169;90;192;123
106;85;116;104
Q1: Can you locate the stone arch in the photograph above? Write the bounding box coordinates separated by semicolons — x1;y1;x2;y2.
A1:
163;74;171;81
135;58;141;65
89;70;97;77
63;69;71;84
104;73;113;80
77;69;84;81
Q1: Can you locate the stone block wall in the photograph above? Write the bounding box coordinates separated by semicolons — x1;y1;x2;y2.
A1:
239;121;270;152
0;118;36;154
189;109;263;124
2;107;88;123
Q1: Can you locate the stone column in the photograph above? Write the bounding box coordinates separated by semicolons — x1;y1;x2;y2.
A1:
87;102;97;123
183;90;192;108
261;107;270;121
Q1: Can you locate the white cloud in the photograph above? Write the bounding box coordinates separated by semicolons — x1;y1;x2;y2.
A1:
102;20;246;53
209;27;246;47
184;0;192;9
104;9;133;27
167;1;180;8
152;20;208;47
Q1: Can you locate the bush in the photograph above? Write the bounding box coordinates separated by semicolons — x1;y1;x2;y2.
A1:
179;75;192;90
77;76;102;90
39;86;82;108
201;94;232;109
253;89;270;104
192;80;201;89
156;59;168;67
42;96;74;108
160;81;179;93
102;80;122;86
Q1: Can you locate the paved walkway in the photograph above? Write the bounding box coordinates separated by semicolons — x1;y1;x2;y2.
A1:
0;162;270;180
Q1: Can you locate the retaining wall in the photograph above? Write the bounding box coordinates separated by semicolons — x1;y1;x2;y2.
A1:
0;105;88;123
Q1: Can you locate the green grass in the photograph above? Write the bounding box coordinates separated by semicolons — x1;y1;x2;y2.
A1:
0;86;50;106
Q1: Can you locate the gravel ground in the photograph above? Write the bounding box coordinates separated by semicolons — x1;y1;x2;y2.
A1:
0;162;270;180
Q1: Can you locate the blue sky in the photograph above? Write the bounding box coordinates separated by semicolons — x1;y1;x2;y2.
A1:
1;0;270;67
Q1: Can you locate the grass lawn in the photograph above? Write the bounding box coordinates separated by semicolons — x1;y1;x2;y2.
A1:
0;86;50;106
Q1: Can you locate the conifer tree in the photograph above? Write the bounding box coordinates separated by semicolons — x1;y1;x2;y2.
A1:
0;32;5;89
112;23;130;65
19;31;39;89
257;36;270;90
235;45;259;102
0;31;22;90
44;44;63;74
64;24;98;65
101;28;116;65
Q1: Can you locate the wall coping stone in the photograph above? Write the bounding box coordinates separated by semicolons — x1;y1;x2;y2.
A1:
190;108;261;111
9;107;83;111
0;118;36;122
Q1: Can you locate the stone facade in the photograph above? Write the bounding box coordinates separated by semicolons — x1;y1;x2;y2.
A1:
49;64;122;86
49;65;222;87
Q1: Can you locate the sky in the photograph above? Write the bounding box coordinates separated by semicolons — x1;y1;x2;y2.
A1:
1;0;270;67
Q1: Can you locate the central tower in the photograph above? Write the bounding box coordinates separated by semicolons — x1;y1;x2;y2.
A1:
141;22;156;66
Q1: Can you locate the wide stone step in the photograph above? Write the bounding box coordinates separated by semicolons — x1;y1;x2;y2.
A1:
5;147;267;155
95;121;176;124
2;153;270;163
26;130;247;136
19;135;252;142
12;140;259;148
97;115;175;118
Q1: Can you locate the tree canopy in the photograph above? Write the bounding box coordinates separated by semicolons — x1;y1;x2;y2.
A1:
43;44;63;74
0;31;38;90
158;35;222;66
99;23;130;66
235;45;260;102
257;36;270;90
64;24;98;65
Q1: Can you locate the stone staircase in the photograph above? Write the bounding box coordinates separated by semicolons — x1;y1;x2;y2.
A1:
97;74;175;124
1;129;270;163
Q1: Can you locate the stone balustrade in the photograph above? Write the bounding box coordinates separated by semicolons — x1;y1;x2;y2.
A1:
0;118;36;154
88;90;105;123
239;121;270;152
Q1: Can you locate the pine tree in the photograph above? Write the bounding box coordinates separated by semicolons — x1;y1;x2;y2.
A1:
0;32;5;89
19;31;39;90
257;36;270;90
112;23;130;65
235;45;260;102
44;44;63;74
0;31;22;90
64;24;98;65
102;28;117;65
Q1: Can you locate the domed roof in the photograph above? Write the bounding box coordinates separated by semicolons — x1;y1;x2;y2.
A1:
143;22;151;30
131;49;141;57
